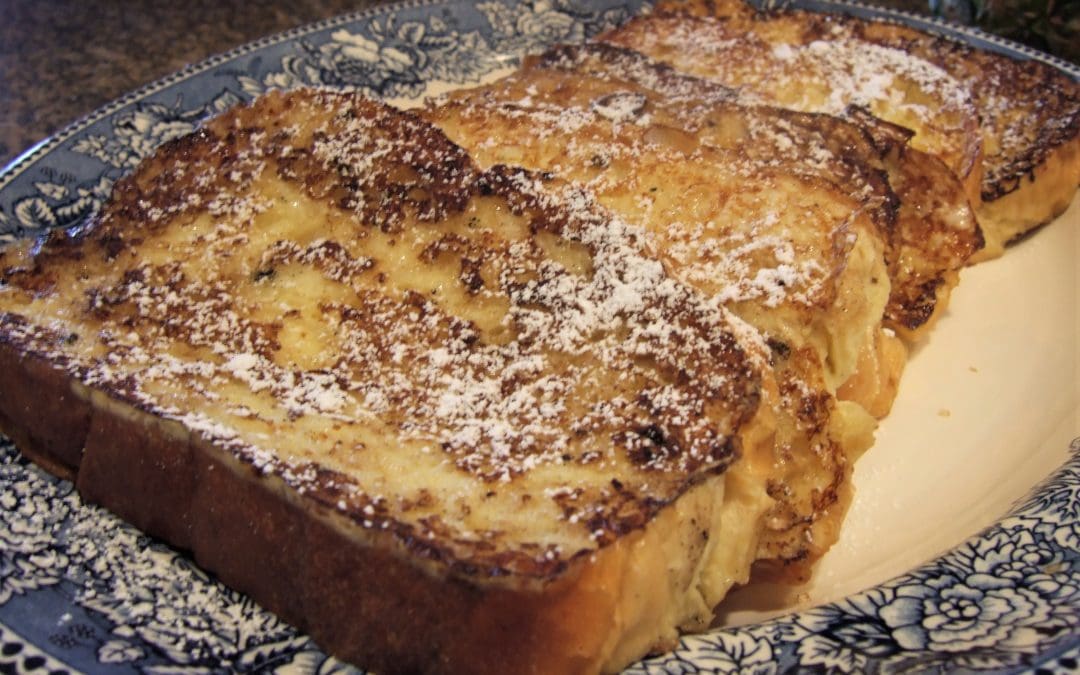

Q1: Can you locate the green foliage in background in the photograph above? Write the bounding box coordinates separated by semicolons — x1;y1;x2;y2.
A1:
970;0;1079;62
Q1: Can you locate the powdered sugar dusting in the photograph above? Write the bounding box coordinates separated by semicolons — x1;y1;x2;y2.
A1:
801;40;968;118
0;91;765;569
602;11;978;174
428;51;872;318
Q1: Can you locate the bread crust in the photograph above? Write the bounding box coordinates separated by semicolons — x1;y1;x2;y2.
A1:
645;0;1079;256
0;89;781;674
0;322;90;479
585;28;982;337
0;338;634;674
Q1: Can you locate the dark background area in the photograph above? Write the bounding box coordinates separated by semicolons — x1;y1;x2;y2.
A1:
0;0;378;167
0;0;1075;169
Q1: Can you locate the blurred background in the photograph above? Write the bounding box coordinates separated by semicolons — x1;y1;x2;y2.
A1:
0;0;1076;170
879;0;1078;59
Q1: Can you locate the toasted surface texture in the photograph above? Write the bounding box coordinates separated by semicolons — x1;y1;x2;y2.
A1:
423;49;886;573
849;12;1080;257
605;0;984;202
425;46;892;391
611;0;1079;257
525;42;981;339
4;3;1072;670
0;90;777;674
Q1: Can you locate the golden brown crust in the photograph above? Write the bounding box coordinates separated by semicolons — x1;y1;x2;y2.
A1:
753;343;858;573
426;44;889;349
0;340;619;675
0;316;90;479
582;35;982;337
970;133;1080;260
10;1;1071;661
648;0;1080;251
77;400;201;550
423;47;890;573
2;91;766;581
880;145;983;334
0;89;780;674
846;16;1080;204
610;2;984;204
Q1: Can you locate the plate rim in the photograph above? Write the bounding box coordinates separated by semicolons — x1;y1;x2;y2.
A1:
0;0;1077;673
1;0;1078;189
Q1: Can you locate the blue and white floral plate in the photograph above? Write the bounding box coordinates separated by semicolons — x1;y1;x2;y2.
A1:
0;1;1077;672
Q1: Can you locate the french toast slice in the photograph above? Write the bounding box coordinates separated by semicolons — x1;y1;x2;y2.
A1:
424;51;895;394
530;42;982;343
607;0;1079;258
842;14;1080;258
422;54;886;573
602;0;984;205
0;90;780;674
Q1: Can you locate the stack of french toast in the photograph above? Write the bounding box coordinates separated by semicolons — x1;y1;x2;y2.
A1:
0;0;1076;673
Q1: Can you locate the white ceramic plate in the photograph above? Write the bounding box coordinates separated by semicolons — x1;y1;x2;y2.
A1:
0;1;1077;672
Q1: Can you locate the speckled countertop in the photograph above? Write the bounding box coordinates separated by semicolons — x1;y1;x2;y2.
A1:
0;0;970;170
0;0;394;168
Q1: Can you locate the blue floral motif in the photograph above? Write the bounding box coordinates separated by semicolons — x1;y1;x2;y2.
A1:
1013;453;1080;528
633;440;1080;673
7;176;111;234
284;650;365;675
238;18;497;98
881;574;1050;652
0;447;78;605
72;92;242;171
787;589;902;671
237;1;631;100
1;0;636;239
3;92;242;237
97;639;145;664
477;0;585;52
691;632;778;674
0;0;1077;673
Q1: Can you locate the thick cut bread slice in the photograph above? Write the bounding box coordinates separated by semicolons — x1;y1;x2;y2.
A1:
530;42;982;342
425;50;894;394
842;14;1080;258
603;0;984;205
0;90;779;674
609;0;1079;258
422;55;885;573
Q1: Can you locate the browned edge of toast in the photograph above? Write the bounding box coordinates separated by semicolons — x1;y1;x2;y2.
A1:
0;334;644;675
650;0;1080;254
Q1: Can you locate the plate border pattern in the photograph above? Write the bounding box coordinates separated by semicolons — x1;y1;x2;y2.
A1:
0;0;1077;673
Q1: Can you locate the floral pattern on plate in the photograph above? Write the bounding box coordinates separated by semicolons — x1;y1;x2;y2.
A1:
1;436;1077;673
627;440;1080;673
0;0;1077;672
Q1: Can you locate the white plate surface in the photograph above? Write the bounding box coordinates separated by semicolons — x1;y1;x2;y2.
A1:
0;1;1077;673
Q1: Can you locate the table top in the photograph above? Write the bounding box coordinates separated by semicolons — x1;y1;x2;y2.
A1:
0;0;387;169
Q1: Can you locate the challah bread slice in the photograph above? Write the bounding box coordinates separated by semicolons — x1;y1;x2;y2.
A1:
525;42;982;343
0;89;778;674
603;0;985;207
610;0;1079;258
841;11;1080;259
424;47;894;400
422;54;886;576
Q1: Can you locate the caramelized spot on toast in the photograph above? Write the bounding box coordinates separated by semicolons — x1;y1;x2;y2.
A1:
0;90;769;581
423;47;888;569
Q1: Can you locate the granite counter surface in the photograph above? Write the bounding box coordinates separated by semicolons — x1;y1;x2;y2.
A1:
0;0;391;169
